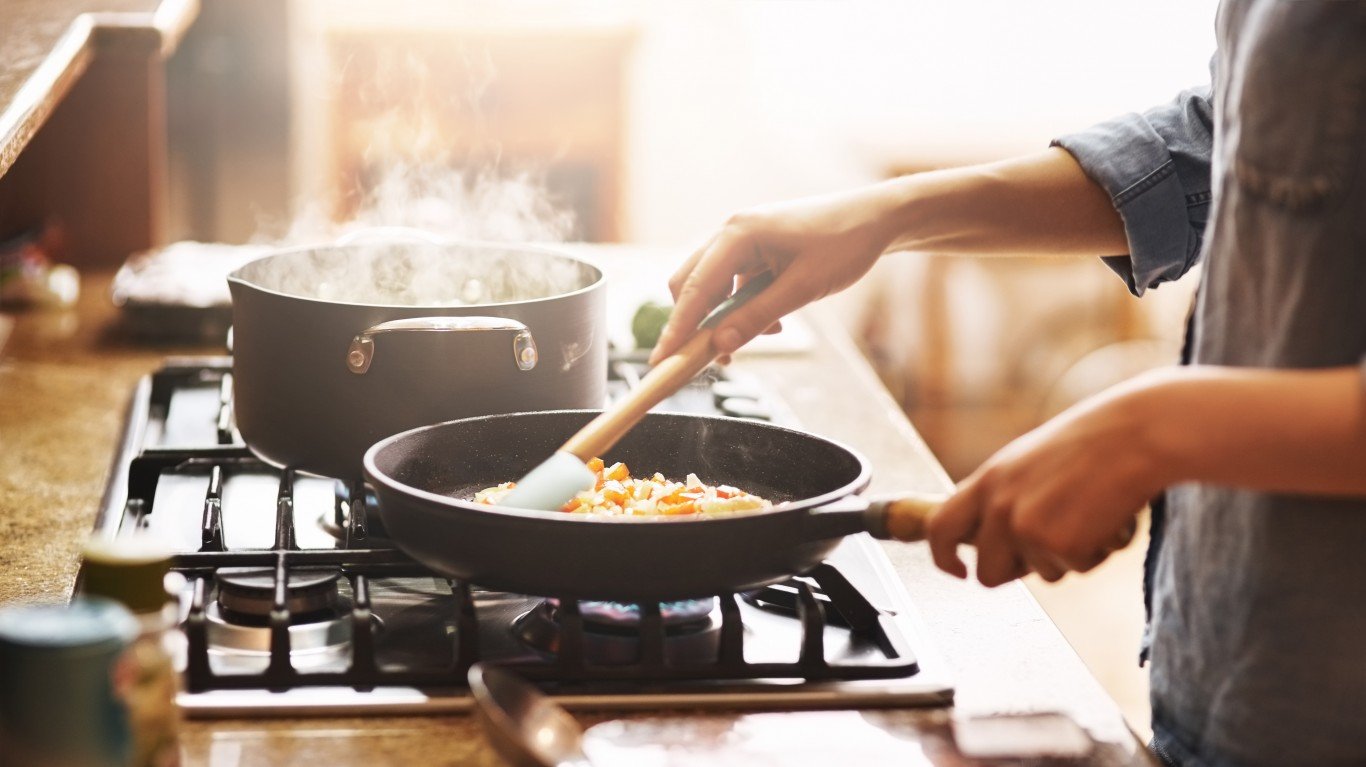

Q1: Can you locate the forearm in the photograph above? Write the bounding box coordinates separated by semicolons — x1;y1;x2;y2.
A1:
870;147;1128;258
656;147;1133;361
1140;366;1366;496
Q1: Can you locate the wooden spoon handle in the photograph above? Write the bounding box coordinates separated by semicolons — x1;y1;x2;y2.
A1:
563;329;717;460
561;273;776;462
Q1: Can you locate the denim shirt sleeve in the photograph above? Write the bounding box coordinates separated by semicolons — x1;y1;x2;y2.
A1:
1052;85;1215;296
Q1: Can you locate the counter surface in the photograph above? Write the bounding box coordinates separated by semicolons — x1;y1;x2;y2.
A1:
0;0;195;177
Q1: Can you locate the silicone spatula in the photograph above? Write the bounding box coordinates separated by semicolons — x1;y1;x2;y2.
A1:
498;272;776;511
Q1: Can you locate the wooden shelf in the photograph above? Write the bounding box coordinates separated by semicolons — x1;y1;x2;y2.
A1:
0;0;197;266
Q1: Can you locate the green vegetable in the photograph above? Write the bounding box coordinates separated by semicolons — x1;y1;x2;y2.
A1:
631;301;673;349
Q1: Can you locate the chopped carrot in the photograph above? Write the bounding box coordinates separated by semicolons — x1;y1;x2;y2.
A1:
662;501;697;515
604;462;630;482
587;457;605;474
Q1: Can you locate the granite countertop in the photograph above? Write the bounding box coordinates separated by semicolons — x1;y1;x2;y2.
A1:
0;254;1153;766
0;0;197;177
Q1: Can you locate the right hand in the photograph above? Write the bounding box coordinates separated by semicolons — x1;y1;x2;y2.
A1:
649;186;902;365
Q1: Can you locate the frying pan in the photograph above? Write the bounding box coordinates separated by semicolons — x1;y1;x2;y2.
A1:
364;410;940;602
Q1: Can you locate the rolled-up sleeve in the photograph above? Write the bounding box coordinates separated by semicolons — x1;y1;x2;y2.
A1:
1053;85;1215;296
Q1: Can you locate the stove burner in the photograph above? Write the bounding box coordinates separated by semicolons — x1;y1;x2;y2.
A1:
215;567;341;622
514;598;726;665
204;600;354;664
573;598;717;633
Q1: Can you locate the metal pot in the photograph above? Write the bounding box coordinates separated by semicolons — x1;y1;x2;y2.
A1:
228;230;606;479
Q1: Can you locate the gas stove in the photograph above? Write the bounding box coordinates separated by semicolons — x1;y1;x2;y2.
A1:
85;356;953;716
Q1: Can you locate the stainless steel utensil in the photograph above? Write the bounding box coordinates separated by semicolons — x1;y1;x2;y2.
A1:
469;663;592;767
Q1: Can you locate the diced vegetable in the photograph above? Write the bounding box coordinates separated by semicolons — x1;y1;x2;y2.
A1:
473;460;771;517
661;501;697;516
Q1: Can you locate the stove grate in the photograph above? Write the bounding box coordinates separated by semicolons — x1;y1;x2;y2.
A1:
95;359;923;698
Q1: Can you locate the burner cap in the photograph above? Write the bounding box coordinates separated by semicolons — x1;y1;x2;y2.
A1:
514;599;722;665
215;567;341;620
570;599;716;632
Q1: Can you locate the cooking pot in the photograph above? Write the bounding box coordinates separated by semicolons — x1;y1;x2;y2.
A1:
228;229;606;479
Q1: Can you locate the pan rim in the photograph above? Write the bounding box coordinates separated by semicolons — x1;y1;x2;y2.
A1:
362;409;873;524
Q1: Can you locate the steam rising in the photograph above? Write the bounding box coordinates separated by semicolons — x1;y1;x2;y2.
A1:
281;164;576;246
246;42;585;307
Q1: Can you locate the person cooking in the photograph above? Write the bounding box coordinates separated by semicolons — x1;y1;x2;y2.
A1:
649;3;1366;765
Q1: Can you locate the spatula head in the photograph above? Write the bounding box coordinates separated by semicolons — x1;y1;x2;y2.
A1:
498;451;596;511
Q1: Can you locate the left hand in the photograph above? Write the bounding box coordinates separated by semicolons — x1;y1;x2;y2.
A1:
925;372;1172;587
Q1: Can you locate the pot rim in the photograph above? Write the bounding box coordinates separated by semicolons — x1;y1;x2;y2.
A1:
227;238;606;310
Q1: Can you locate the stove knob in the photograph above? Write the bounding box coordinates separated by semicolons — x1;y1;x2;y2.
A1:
719;397;772;421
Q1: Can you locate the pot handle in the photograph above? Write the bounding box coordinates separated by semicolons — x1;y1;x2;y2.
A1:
864;493;948;542
335;226;448;246
347;316;538;374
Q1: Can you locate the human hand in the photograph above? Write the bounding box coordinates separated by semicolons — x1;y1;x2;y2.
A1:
925;372;1174;587
649;186;902;365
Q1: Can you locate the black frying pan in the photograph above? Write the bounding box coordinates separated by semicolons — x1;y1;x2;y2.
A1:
364;410;940;602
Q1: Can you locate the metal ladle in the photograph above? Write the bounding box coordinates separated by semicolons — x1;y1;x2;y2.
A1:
469;663;593;767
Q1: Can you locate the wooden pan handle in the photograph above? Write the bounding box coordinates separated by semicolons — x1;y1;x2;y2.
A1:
868;493;948;542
